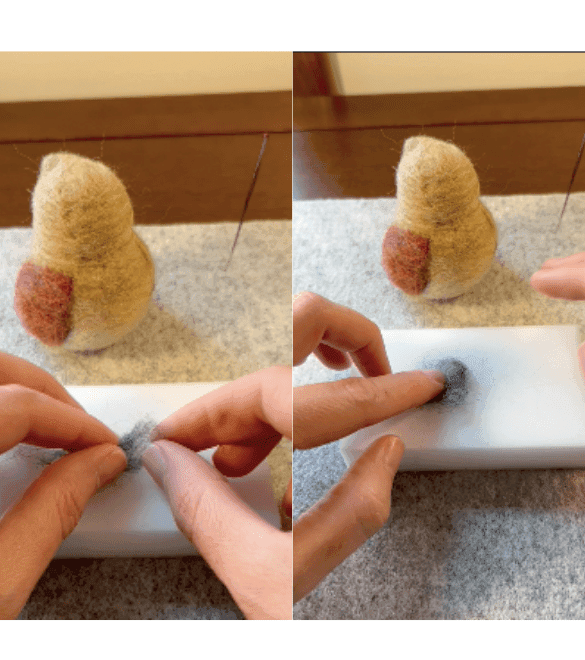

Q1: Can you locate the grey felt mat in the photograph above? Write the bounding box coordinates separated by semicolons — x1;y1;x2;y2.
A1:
293;194;585;620
0;220;291;620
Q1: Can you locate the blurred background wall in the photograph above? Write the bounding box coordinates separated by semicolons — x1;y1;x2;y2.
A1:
0;52;292;102
328;53;585;95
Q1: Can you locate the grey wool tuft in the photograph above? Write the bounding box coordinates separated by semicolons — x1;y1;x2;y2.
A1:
117;417;158;471
424;358;470;407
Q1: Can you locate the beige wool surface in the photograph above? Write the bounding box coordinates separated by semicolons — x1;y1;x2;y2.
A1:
389;136;497;300
24;152;155;351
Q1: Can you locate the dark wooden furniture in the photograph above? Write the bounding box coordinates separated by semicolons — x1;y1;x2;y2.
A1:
293;87;585;199
293;53;338;97
0;91;292;227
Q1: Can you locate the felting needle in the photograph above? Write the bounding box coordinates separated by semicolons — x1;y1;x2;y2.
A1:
556;130;585;231
224;132;270;270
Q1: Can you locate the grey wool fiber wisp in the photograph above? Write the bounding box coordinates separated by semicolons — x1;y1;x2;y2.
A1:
117;417;158;471
423;358;470;406
17;417;158;471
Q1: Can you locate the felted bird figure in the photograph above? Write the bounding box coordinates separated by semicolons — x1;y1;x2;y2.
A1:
14;152;155;352
381;136;497;300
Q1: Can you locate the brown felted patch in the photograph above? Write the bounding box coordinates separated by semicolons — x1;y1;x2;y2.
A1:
14;262;73;346
381;226;430;295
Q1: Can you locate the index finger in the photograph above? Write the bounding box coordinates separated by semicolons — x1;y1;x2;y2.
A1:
293;292;391;377
293;370;445;449
530;266;585;300
538;252;585;270
0;352;83;410
0;385;119;455
153;367;292;476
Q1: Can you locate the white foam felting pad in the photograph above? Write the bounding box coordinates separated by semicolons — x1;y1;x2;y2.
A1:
340;325;585;471
0;382;280;558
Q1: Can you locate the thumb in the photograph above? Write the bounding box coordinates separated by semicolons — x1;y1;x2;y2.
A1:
293;434;404;603
142;440;291;619
0;443;127;619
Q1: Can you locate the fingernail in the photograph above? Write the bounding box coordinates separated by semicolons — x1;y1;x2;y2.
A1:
98;446;127;487
141;442;167;491
421;369;445;386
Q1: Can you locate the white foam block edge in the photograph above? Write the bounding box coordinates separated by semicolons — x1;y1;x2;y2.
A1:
0;382;281;558
340;325;585;471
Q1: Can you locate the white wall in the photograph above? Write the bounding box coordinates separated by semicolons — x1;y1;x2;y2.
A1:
331;53;585;95
0;52;292;103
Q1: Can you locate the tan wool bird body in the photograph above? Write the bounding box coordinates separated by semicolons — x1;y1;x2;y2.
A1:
14;152;155;352
381;136;497;300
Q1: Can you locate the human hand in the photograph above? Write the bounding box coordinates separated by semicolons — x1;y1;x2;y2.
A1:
141;367;292;620
292;292;445;602
530;252;585;301
531;253;585;373
0;353;126;619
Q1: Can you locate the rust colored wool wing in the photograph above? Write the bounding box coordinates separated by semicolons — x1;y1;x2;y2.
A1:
14;262;73;346
381;226;430;295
